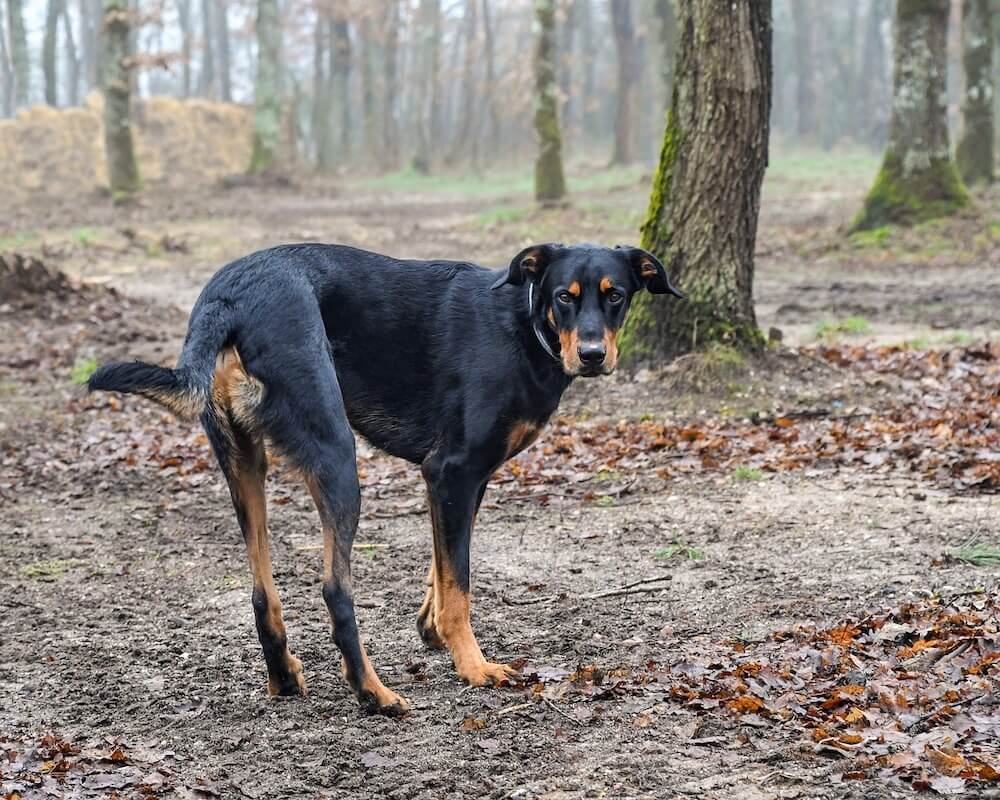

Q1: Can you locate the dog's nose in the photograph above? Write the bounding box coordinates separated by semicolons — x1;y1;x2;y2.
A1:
578;344;606;365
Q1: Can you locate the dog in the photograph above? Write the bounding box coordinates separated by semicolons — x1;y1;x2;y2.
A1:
88;242;683;715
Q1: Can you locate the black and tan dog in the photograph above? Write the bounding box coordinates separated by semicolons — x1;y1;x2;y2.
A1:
88;242;682;715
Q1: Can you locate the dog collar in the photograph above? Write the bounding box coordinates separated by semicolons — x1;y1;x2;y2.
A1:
528;283;560;362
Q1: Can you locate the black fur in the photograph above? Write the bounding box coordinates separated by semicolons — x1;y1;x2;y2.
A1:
88;241;682;712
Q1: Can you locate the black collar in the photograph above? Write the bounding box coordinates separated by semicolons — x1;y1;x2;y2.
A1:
528;283;560;362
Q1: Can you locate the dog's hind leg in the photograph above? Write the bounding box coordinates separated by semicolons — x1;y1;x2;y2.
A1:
202;369;305;697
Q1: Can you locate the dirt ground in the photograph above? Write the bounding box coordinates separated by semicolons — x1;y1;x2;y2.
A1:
1;156;999;799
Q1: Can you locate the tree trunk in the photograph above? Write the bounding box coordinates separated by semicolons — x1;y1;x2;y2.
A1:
44;0;62;105
413;0;441;172
359;9;378;164
956;0;994;186
579;0;597;139
558;0;577;138
533;0;566;203
177;0;193;97
609;0;638;164
481;0;499;154
198;0;216;97
653;0;676;110
312;11;328;166
8;0;28;107
381;0;400;168
790;0;815;139
622;0;772;362
448;0;479;162
331;10;351;157
0;0;13;117
248;0;281;173
853;0;969;230
860;0;890;150
216;0;232;101
101;0;141;197
63;0;80;105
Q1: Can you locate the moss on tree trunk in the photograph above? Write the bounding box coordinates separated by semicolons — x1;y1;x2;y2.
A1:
101;0;140;200
248;0;281;174
620;0;771;363
955;0;994;187
853;0;969;230
533;0;566;204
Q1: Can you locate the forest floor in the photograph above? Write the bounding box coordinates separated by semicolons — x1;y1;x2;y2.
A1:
1;151;999;800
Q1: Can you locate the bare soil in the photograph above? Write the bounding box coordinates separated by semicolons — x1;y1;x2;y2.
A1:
1;165;998;799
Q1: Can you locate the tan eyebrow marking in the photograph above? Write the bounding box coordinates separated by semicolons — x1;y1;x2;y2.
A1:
600;277;614;293
567;281;581;297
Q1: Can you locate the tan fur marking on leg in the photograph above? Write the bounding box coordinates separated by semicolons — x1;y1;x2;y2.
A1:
506;420;540;458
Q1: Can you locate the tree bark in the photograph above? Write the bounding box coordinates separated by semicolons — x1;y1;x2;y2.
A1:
609;0;638;164
248;0;281;173
448;0;479;163
558;0;577;138
44;0;62;105
790;0;815;139
8;0;28;107
533;0;566;203
859;0;890;150
956;0;994;186
215;0;232;101
331;9;351;157
853;0;969;230
360;8;378;163
622;0;772;362
101;0;141;197
481;0;499;154
579;0;597;138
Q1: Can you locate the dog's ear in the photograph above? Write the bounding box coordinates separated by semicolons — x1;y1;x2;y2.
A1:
616;246;684;297
491;243;562;289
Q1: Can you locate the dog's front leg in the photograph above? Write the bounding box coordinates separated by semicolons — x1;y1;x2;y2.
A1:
420;458;514;686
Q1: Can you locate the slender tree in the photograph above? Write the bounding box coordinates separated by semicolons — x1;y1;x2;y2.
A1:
609;0;638;164
216;0;232;101
956;0;994;186
331;9;351;155
360;8;378;163
381;0;400;167
448;0;479;162
8;0;28;107
533;0;566;203
63;0;80;105
653;0;676;109
248;0;281;173
622;0;771;361
101;0;141;198
853;0;969;230
859;0;890;150
44;0;62;105
177;0;193;97
579;0;597;138
0;0;12;117
197;0;216;96
413;0;441;172
790;0;815;139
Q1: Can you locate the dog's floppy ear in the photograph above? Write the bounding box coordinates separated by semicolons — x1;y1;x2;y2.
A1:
491;243;562;289
616;245;684;297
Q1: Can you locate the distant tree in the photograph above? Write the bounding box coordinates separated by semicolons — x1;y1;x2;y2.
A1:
853;0;969;230
197;0;215;97
359;9;378;163
481;0;499;154
381;0;400;167
8;0;28;107
101;0;141;198
558;0;578;137
0;0;12;117
622;0;771;361
331;9;351;156
413;0;441;172
215;0;232;101
81;0;102;92
609;0;638;164
44;0;62;105
177;0;193;97
448;0;479;163
63;0;80;105
956;0;994;186
790;0;815;139
579;0;597;138
859;0;891;150
533;0;566;204
248;0;281;173
653;0;676;109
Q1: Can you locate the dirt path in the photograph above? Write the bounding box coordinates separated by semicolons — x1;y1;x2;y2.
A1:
2;166;999;799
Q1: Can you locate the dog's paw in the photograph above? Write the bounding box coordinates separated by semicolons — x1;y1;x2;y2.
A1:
359;686;411;717
267;655;307;697
458;660;517;688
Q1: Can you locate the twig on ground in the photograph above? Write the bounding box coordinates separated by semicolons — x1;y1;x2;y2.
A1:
495;701;535;717
544;698;582;726
502;575;672;606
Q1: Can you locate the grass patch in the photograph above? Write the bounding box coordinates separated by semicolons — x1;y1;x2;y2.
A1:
766;148;880;184
948;545;1000;567
653;542;702;561
0;230;38;250
814;316;872;339
71;226;99;247
22;558;83;581
732;466;765;482
901;336;930;350
850;225;892;248
475;204;532;227
70;356;99;385
944;331;973;346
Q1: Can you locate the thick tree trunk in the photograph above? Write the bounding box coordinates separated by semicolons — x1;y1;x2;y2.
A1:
860;0;890;150
216;0;232;101
853;0;969;230
101;0;141;197
177;0;193;97
609;0;638;164
790;0;815;139
956;0;994;186
381;0;400;169
248;0;281;173
197;0;216;97
44;0;62;105
533;0;566;203
8;0;28;107
622;0;771;362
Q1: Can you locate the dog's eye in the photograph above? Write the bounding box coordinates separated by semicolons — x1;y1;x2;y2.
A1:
557;291;574;304
608;290;624;304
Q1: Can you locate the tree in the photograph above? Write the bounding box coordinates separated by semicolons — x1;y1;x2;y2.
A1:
177;0;193;97
533;0;566;204
331;9;351;156
448;0;479;163
622;0;771;361
248;0;281;173
790;0;815;139
956;0;994;186
8;0;28;108
859;0;891;150
44;0;62;105
653;0;676;110
197;0;216;97
413;0;441;172
63;0;81;105
381;0;400;167
101;0;141;198
609;0;638;164
215;0;232;102
853;0;969;230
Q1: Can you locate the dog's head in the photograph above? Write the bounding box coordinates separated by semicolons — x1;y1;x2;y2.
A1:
492;243;683;376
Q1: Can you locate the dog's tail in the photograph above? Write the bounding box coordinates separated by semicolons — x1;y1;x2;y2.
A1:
87;300;234;420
